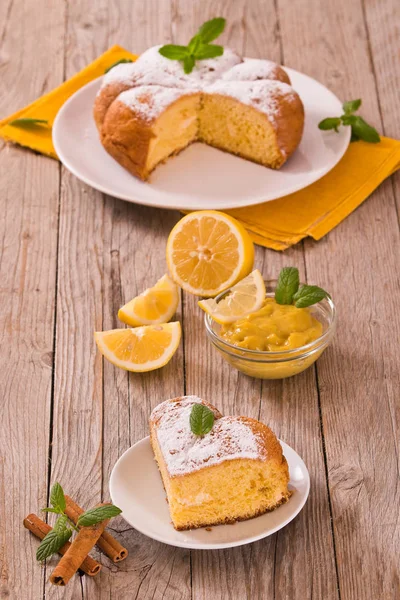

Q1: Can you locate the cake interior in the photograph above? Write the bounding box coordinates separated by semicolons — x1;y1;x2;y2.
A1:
151;429;290;530
143;93;287;177
198;94;285;169
146;95;200;173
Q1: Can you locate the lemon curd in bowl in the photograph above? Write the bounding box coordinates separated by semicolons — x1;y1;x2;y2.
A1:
204;280;336;379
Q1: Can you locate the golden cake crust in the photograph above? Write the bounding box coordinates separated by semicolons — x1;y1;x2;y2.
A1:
100;100;159;180
100;90;200;180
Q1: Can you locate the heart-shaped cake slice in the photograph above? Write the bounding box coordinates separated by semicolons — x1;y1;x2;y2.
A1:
150;396;291;530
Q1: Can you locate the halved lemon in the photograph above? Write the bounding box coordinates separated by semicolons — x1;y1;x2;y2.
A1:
166;211;254;297
118;274;179;327
198;269;266;324
94;322;181;372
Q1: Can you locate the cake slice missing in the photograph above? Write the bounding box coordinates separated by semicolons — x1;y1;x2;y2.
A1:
150;396;291;530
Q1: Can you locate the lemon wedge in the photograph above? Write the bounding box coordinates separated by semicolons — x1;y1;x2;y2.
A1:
94;322;181;372
166;210;254;297
198;269;266;324
118;274;179;326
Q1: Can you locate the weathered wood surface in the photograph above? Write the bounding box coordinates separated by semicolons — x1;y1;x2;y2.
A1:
0;0;399;599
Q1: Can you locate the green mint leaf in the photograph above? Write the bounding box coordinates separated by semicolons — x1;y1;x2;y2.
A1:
188;35;202;54
275;267;300;305
190;403;215;436
9;118;48;128
50;482;66;513
36;527;72;562
197;17;226;43
340;114;355;126
293;285;329;308
41;507;61;514
194;44;224;60
350;131;360;142
342;99;361;115
318;117;341;132
183;54;195;74
349;116;380;143
53;514;69;534
158;45;189;60
77;504;122;527
104;59;133;74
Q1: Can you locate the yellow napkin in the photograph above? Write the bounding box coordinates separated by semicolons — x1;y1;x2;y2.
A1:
227;137;400;249
0;45;137;159
1;45;399;250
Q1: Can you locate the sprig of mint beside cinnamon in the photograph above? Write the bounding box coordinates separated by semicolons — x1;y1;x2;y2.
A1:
275;267;330;308
35;482;121;562
319;99;380;143
159;17;226;74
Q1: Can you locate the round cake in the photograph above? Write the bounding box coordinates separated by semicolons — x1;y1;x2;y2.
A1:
94;46;304;181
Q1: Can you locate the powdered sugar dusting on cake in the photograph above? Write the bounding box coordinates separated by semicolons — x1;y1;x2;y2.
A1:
101;46;241;91
101;62;140;87
101;48;199;91
221;58;290;84
187;48;242;84
118;85;196;122
204;79;298;125
151;396;266;476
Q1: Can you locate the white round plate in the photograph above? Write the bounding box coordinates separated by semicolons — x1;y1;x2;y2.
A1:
109;436;310;550
53;68;350;211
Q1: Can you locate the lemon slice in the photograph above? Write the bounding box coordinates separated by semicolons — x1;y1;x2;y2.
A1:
118;274;179;327
198;269;266;324
166;210;254;297
94;322;181;372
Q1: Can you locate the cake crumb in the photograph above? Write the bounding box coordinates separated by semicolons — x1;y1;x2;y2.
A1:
205;527;212;532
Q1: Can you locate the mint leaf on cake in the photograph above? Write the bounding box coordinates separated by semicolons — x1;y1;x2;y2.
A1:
158;17;226;73
190;403;215;435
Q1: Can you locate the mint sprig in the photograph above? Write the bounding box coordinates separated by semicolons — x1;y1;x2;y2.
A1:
36;523;72;562
274;267;330;308
318;99;380;143
77;505;122;527
36;482;121;562
275;267;300;305
293;285;329;308
159;17;226;74
50;482;66;513
190;403;215;436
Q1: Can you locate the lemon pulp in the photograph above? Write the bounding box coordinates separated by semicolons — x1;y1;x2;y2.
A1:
166;210;254;297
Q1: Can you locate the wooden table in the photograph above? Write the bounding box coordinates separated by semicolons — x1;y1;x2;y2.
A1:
1;1;399;598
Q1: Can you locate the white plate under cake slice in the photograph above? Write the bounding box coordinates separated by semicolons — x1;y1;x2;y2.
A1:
149;396;291;530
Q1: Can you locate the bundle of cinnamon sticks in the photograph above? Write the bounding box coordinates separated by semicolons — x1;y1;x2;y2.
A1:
24;495;128;586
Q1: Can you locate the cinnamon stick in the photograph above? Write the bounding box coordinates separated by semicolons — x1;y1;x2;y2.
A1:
23;514;101;577
49;513;109;586
65;495;128;562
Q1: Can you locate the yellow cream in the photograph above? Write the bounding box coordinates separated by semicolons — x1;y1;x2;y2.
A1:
220;298;323;352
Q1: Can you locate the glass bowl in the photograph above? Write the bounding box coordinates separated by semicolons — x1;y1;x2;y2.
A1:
204;279;336;379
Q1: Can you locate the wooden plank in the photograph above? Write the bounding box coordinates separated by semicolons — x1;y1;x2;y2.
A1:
172;1;339;598
362;0;400;214
0;0;64;598
277;0;400;597
44;0;109;597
